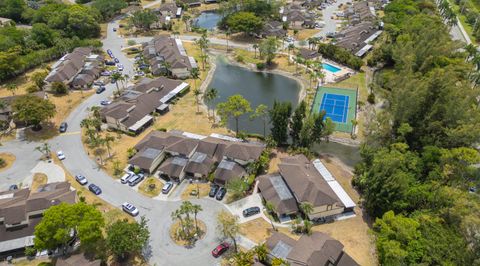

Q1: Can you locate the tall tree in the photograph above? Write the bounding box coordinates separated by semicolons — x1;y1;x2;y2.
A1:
250;104;269;138
259;37;279;65
216;94;252;135
226;12;263;36
269;101;292;145
203;87;219;119
12;94;56;130
106;217;150;261
290;100;307;146
216;210;240;252
130;9;157;31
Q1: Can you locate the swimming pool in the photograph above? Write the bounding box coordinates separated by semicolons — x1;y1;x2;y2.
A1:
322;63;341;73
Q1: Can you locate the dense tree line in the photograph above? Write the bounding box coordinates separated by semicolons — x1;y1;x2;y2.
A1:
0;0;114;82
354;0;480;264
317;43;364;70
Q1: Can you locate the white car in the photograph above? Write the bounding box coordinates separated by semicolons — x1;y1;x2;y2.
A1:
117;64;124;71
75;175;88;185
57;151;66;160
122;202;139;216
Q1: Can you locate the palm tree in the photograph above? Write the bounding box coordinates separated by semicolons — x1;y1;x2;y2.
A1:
192;204;203;233
193;88;202;113
265;201;277;231
190;68;200;90
253;43;259;58
171;209;186;236
226;29;231;53
104;133;115;158
254;243;268;262
299;202;314;219
182;14;191;31
351;119;358;138
35;142;51;160
287;43;295;63
111;72;123;96
203;87;218;119
199;54;208;70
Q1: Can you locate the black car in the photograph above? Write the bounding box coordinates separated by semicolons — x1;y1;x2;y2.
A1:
59;122;68;133
96;86;106;94
242;206;261;217
105;60;115;66
216;187;226;201
209;184;219;197
88;184;102;195
8;184;18;191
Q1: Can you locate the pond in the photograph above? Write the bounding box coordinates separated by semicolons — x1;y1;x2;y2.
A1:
193;11;222;30
206;57;302;135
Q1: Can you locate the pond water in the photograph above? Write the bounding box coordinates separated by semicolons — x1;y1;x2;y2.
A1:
194;11;222;30
206;57;301;135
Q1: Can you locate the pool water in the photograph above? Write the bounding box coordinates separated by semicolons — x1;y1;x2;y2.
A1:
322;63;341;73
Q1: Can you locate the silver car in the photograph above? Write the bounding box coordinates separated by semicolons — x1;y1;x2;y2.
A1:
75;175;88;185
122;202;139;216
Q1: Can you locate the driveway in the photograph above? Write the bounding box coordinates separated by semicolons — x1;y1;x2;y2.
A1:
227;193;264;223
0;141;42;190
22;161;65;189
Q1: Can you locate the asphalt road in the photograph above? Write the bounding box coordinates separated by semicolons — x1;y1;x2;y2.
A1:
0;19;232;266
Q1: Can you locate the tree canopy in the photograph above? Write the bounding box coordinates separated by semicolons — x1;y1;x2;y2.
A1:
106;217;150;260
225;12;263;35
216;94;252;135
12;94;56;129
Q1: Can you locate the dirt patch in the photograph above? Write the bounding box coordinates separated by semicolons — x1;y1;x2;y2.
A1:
169;219;207;246
240;218;276;244
0;66;51;98
138;177;164;197
31;173;48;192
10;258;51;266
181;183;211;200
0;152;16;172
288;29;321;41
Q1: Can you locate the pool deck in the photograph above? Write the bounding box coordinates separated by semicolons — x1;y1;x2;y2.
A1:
321;59;354;84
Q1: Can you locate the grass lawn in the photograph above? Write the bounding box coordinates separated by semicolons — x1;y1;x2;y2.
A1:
25;90;95;141
52;156;134;224
288;29;321;41
0;152;16;172
31;173;48;192
138;177;164;197
11;258;52;266
0;66;52;97
181;183;210;200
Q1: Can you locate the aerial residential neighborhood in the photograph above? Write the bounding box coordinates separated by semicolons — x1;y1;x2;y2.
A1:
0;0;479;265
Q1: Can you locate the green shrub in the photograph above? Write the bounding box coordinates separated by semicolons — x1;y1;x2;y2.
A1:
157;128;167;132
256;62;266;70
367;92;376;104
26;85;39;93
127;40;137;46
236;54;245;63
0;158;6;168
24;246;36;257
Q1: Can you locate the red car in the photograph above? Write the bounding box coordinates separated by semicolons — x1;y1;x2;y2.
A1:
211;242;230;257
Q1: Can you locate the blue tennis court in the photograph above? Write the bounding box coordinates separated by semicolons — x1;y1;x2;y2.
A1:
319;93;349;123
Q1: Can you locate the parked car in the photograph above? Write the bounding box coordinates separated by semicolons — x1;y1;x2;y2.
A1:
105;60;116;66
59;122;68;133
122;202;139;216
114;58;120;63
117;64;124;71
100;100;112;105
88;184;102;195
107;49;112;54
120;172;134;184
113;28;117;32
100;71;111;76
96;86;106;94
209;184;219;197
128;173;144;187
162;181;174;194
211;242;230;258
75;175;88;185
242;206;261;217
93;81;104;86
216;187;226;201
8;184;18;191
57;151;66;160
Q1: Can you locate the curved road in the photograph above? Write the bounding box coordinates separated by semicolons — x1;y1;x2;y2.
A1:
2;19;229;266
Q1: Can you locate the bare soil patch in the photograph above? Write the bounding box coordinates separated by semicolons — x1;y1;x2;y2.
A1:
181;183;211;200
0;152;16;172
31;173;48;192
138;177;164;197
169;219;207;246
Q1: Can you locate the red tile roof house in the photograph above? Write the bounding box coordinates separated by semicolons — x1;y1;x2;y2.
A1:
128;131;265;184
100;77;189;134
0;182;76;258
265;231;359;266
258;155;356;222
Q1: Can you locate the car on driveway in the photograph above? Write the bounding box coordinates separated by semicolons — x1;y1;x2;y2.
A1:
242;206;261;217
57;151;66;160
212;242;230;258
9;184;18;191
209;184;219;197
59;122;68;133
93;81;104;86
120;172;134;184
114;58;119;63
75;175;88;185
96;86;106;94
122;202;139;216
216;187;226;201
88;184;102;195
100;100;112;105
162;181;174;194
128;173;144;187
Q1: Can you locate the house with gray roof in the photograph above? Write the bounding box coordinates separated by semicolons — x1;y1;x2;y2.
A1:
101;77;189;134
142;35;197;79
151;3;183;29
45;47;103;90
258;155;355;221
0;182;76;257
265;232;359;266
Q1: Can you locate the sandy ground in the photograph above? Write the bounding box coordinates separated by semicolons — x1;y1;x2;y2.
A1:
0;152;16;172
181;183;211;200
30;173;48;192
138;177;164;197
